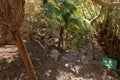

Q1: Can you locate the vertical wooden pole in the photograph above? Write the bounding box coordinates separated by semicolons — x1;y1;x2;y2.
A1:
44;29;48;56
11;30;38;80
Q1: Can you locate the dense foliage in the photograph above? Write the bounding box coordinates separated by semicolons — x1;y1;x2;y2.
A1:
24;0;120;60
43;0;87;48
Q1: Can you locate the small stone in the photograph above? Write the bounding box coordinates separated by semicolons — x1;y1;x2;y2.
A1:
49;49;61;61
20;73;25;77
45;70;52;77
72;65;81;74
18;78;22;80
14;78;17;80
61;56;70;61
65;62;75;67
81;55;89;65
24;76;30;80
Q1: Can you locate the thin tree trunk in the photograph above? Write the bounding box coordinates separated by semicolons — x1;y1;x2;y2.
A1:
44;29;48;56
0;0;38;80
59;26;64;48
11;30;38;80
43;0;48;5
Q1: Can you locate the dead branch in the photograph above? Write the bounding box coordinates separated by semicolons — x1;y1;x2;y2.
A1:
90;6;106;25
92;0;120;6
32;38;45;49
90;0;120;25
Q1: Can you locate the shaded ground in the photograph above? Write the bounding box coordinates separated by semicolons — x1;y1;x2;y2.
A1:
0;38;120;80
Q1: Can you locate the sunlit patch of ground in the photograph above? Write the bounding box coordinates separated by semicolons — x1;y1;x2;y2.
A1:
0;45;18;62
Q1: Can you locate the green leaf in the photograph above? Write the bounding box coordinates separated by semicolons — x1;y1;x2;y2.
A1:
43;2;59;17
60;0;76;13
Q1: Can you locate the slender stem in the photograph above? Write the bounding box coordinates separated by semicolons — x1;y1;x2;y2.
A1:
11;30;38;80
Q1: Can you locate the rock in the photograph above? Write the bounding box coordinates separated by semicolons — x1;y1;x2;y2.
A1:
20;73;25;77
81;50;86;53
72;65;81;74
63;52;74;58
45;70;52;77
62;52;79;61
81;55;89;65
14;78;17;80
18;78;22;80
49;49;61;61
24;76;30;80
61;56;71;61
65;62;75;68
72;51;79;57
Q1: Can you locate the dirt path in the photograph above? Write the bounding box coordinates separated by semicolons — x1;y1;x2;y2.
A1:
0;39;120;80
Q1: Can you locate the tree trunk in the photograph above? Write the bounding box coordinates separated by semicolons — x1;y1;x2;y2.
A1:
0;0;38;80
43;0;48;5
11;30;38;80
59;26;64;48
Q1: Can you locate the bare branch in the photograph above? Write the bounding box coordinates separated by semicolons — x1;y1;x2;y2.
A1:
90;6;106;25
90;0;120;25
91;0;120;7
